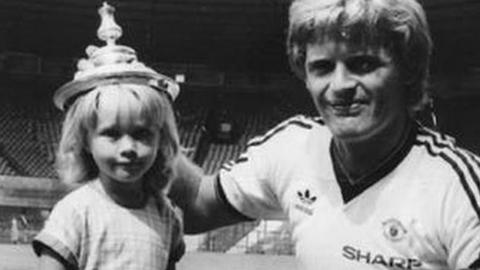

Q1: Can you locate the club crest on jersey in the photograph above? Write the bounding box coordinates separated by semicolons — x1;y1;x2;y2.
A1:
294;189;317;215
382;218;407;242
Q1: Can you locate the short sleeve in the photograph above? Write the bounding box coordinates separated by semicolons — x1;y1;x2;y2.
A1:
32;196;82;267
442;178;480;269
219;141;284;220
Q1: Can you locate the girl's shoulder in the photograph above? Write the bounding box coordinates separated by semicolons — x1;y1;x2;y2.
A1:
53;181;101;210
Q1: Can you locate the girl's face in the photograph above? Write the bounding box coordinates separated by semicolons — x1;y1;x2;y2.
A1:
87;90;160;185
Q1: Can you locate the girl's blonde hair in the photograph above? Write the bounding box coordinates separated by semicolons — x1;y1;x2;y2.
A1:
56;83;180;192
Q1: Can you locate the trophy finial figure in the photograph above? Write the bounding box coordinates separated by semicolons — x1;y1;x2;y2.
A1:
97;2;122;46
53;2;179;111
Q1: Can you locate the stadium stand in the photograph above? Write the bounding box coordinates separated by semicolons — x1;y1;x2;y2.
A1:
33;102;62;164
0;155;17;176
0;93;57;178
175;89;212;159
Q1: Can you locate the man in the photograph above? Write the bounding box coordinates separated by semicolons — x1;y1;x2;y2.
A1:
171;0;480;269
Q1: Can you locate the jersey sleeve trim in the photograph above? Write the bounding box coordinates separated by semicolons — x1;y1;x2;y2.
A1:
247;115;316;148
215;174;256;221
32;232;78;269
416;126;480;220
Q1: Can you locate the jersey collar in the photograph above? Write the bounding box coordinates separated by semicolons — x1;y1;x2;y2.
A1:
330;120;417;203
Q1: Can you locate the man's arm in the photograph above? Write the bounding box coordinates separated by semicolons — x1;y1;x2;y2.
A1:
169;156;251;234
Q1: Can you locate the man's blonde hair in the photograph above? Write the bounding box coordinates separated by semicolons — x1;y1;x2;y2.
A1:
287;0;432;112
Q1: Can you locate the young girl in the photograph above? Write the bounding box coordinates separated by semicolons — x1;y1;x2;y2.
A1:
32;83;187;270
32;4;198;269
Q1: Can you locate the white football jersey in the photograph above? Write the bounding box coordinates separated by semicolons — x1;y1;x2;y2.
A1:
219;115;480;270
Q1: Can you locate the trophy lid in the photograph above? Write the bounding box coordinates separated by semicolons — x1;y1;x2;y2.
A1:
53;2;179;110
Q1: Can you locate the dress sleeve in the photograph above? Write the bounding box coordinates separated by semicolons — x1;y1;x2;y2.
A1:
32;196;82;268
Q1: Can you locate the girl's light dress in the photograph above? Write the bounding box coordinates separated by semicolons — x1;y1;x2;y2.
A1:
33;179;184;270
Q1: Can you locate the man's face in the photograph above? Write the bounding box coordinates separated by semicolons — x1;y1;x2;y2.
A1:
304;39;408;141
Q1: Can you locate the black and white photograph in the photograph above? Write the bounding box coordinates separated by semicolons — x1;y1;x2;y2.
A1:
0;0;479;269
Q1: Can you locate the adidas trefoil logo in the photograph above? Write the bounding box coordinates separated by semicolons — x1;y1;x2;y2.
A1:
297;189;317;205
294;189;317;215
